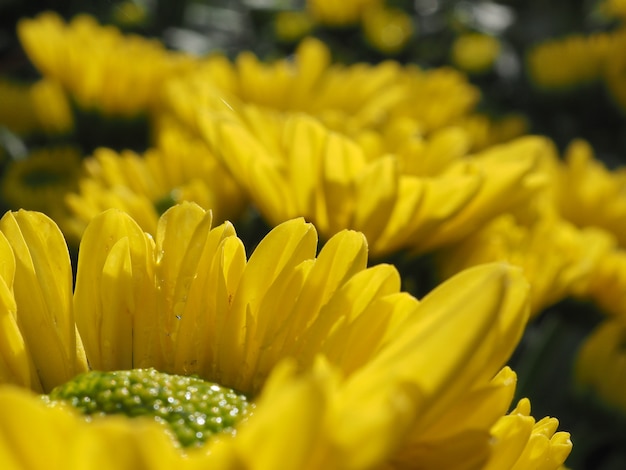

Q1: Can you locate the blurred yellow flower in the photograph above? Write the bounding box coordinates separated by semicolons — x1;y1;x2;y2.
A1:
451;33;501;75
166;37;479;138
18;12;194;118
0;204;569;468
273;10;314;43
580;246;626;318
66;119;246;240
306;0;383;26
527;30;620;91
436;213;614;316
576;319;626;412
555;139;626;247
0;78;73;136
362;5;414;55
189;97;543;256
0;146;81;231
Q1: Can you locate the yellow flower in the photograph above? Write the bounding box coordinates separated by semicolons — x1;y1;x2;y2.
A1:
166;37;479;137
361;5;414;55
0;204;570;468
65;119;246;240
0;78;73;136
188;97;543;256
451;33;501;75
580;246;626;318
436;213;614;316
0;146;81;233
555;139;626;247
526;31;618;91
576;319;626;412
273;11;314;43
18;12;194;117
306;0;383;27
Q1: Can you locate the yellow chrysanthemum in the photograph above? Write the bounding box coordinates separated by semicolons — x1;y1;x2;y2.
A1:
184;96;543;256
273;11;314;43
361;5;414;55
0;146;81;230
0;204;570;468
576;319;626;412
555;139;626;247
166;37;479;138
451;33;501;75
436;213;614;316
306;0;383;26
18;12;194;117
0;78;73;136
526;31;619;91
65;120;246;240
580;246;626;318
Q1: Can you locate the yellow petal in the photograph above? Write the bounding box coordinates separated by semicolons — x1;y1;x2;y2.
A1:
0;211;87;392
74;208;158;370
218;218;317;386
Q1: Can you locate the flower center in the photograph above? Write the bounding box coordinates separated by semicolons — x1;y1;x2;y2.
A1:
44;368;253;448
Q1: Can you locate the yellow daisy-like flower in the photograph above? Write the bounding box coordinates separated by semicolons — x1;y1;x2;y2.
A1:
65;119;246;240
306;0;383;27
0;203;570;468
526;31;618;91
0;146;81;230
451;33;501;75
361;4;414;55
185;95;543;256
0;78;73;136
18;12;194;117
436;213;614;316
166;37;479;138
576;319;626;413
273;11;314;43
580;246;626;318
555;139;626;247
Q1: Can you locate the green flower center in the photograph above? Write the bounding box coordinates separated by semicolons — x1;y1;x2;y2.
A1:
45;368;253;448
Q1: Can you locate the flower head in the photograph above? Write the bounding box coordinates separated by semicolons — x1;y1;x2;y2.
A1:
0;146;82;237
65;118;246;240
436;213;614;316
0;203;570;468
0;78;73;136
18;12;194;117
183;96;543;256
451;33;501;75
555;139;626;247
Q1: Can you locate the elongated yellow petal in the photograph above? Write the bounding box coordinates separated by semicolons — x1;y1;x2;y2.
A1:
74;209;158;370
0;211;87;392
172;221;243;378
219;218;317;386
353;155;398;244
